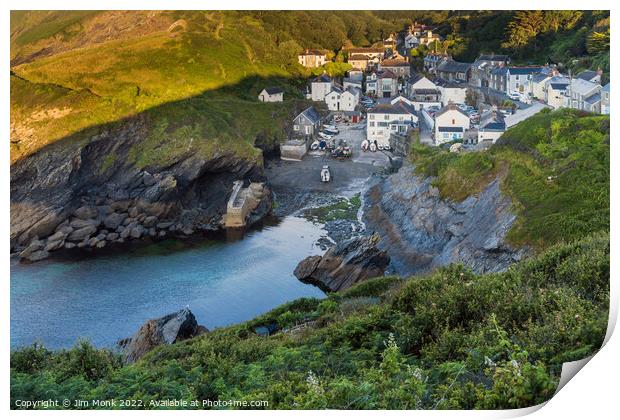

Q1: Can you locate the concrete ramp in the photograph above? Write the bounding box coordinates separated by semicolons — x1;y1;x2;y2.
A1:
223;181;266;228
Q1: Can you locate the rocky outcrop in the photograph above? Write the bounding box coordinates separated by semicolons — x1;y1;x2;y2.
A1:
118;308;207;362
364;164;529;275
11;116;273;261
294;234;390;292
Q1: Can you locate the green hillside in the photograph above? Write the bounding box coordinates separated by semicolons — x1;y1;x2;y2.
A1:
11;231;609;409
410;109;609;249
10;10;610;163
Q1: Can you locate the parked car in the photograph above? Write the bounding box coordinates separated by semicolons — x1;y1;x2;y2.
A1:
508;92;521;101
323;124;339;133
318;131;334;140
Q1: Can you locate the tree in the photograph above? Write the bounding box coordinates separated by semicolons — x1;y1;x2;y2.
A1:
501;10;545;51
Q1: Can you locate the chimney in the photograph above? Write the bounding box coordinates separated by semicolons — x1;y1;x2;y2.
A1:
597;67;603;76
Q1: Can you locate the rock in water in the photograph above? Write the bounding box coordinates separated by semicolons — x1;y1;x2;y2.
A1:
294;234;390;292
118;308;206;362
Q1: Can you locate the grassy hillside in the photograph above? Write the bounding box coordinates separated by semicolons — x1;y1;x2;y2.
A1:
10;11;610;164
410;109;609;249
11;231;609;409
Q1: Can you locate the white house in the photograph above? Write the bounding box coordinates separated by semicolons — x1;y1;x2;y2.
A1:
310;74;334;102
545;76;570;109
601;83;610;115
298;49;328;68
325;86;360;112
434;103;470;145
405;74;442;110
365;70;399;98
258;87;284;102
434;78;468;106
506;66;544;96
530;73;552;101
404;33;420;49
477;110;506;144
366;99;418;147
568;78;602;113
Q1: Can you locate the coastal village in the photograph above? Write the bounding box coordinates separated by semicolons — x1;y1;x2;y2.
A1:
263;21;610;162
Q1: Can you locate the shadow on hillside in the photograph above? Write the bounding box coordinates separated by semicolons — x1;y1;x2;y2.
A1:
10;73;319;169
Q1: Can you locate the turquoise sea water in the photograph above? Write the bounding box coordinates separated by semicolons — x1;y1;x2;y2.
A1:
10;216;326;349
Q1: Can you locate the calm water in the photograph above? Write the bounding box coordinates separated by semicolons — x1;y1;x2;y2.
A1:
10;216;326;349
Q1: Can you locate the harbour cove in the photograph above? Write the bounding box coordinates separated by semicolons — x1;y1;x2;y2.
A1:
10;215;328;350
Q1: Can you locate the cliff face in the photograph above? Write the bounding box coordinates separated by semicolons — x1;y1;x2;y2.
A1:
10;116;271;259
364;165;529;275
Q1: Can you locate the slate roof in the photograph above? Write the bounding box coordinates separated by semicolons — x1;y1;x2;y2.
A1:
433;77;466;88
490;67;508;76
297;106;321;124
349;54;371;61
378;69;399;79
549;82;569;90
438;127;464;133
435;103;470;118
299;49;327;56
479;110;506;131
368;100;416;115
507;66;543;75
585;93;601;104
577;70;599;81
411;88;440;95
263;87;283;95
477;54;510;62
532;73;551;83
346;47;385;54
571;78;601;96
312;74;332;83
437;59;472;74
381;59;410;67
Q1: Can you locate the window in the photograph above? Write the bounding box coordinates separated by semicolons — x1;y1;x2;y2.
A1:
384;115;389;120
294;124;299;131
305;126;311;134
369;114;375;120
369;122;375;127
451;119;455;125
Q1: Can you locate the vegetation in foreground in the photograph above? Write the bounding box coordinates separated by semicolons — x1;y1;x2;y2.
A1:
409;109;609;249
11;231;609;409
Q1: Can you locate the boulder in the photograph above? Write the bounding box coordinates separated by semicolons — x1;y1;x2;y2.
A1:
25;250;50;262
73;206;98;220
103;213;126;230
44;239;64;252
156;221;174;229
120;226;132;239
19;238;44;259
142;172;157;187
64;242;76;249
294;234;390;292
129;206;139;218
106;232;119;241
47;230;68;243
96;240;106;248
67;224;97;242
55;224;74;235
143;216;158;228
70;218;99;229
130;225;145;238
117;308;206;362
